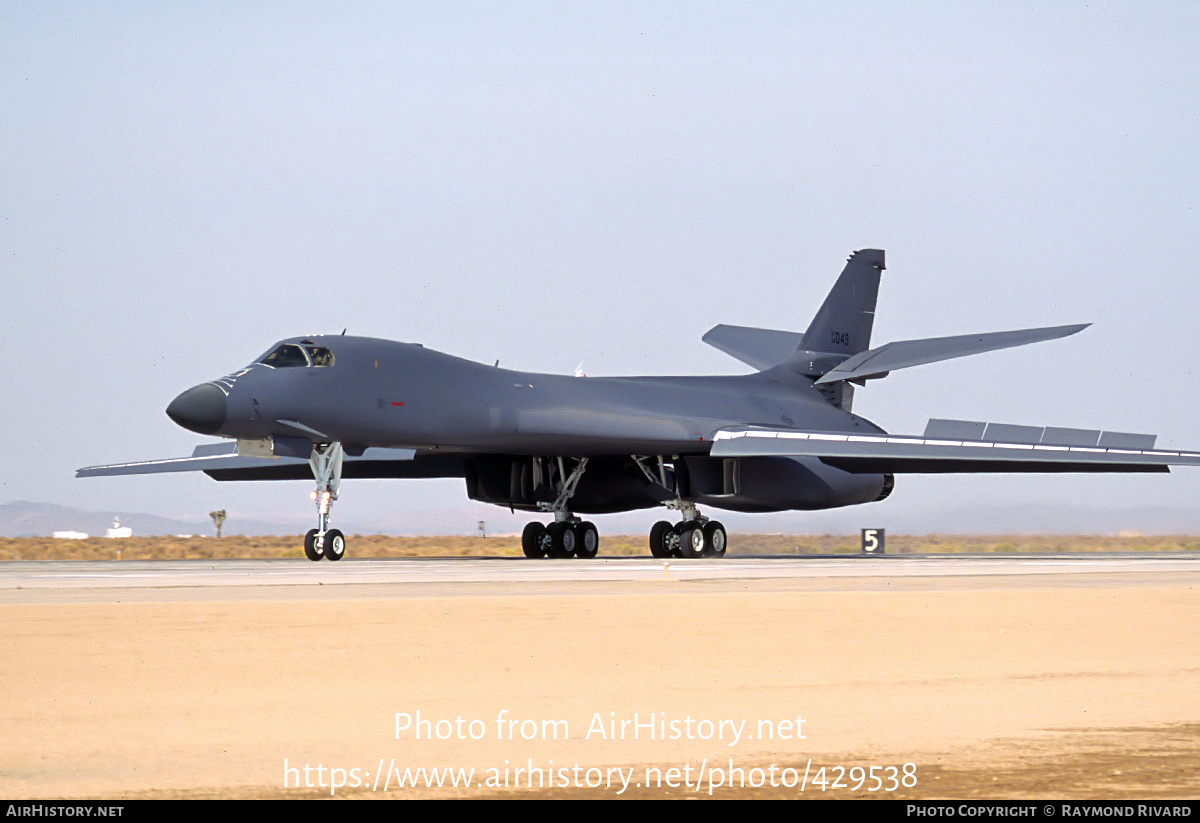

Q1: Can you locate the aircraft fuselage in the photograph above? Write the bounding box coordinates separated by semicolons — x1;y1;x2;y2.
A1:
173;335;884;456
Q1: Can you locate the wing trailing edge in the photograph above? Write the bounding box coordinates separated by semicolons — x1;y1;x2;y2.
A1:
709;423;1200;474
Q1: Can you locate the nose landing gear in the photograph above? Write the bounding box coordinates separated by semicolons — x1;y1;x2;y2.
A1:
304;442;346;561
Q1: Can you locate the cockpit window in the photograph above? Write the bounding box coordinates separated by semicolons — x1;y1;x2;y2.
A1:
304;345;334;367
258;344;310;368
256;343;335;368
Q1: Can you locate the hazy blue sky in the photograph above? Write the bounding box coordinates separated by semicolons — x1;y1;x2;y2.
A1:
4;2;1199;534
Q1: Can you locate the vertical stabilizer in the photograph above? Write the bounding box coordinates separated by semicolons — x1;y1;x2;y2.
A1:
799;248;885;356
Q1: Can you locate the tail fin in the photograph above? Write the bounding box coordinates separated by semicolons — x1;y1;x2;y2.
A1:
701;248;1085;413
799;248;885;356
700;249;886;372
789;248;884;410
699;249;884;411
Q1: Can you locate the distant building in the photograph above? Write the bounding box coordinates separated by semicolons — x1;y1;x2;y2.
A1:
52;531;89;540
106;517;132;539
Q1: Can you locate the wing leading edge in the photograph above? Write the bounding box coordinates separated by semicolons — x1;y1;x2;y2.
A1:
710;421;1200;474
77;443;422;481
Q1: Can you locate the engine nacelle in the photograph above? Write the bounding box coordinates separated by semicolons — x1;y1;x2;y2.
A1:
466;454;893;516
679;455;893;513
465;456;660;514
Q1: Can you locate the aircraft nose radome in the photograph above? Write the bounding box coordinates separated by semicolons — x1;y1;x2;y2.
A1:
166;384;227;435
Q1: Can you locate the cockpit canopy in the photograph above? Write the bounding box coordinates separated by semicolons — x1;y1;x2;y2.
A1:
258;341;335;368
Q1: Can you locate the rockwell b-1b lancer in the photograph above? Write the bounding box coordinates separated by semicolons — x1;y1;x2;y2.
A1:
78;250;1200;561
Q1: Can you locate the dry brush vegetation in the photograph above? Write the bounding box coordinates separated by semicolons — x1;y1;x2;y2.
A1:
2;533;1199;561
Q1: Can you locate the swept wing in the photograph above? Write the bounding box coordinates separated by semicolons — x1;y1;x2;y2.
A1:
77;442;423;482
711;419;1200;473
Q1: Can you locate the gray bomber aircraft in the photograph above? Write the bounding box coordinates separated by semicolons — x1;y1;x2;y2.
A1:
79;250;1200;560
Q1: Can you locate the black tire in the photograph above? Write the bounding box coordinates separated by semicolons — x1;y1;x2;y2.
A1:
703;521;727;558
649;520;674;558
547;521;576;558
575;522;599;559
522;522;547;558
325;529;346;561
678;521;706;558
304;529;322;561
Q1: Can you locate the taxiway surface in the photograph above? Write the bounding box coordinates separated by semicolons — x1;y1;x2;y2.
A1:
4;553;1198;596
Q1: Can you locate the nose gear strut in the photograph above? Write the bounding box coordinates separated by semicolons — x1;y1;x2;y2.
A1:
304;442;346;561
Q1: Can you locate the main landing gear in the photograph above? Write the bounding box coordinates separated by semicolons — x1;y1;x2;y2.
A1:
522;515;726;560
517;456;728;560
520;457;600;559
521;520;600;559
649;518;728;559
642;465;727;559
304;442;346;562
648;500;727;559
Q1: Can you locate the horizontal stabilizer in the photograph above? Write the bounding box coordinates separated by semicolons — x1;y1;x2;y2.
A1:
813;323;1089;385
710;426;1197;474
701;324;806;371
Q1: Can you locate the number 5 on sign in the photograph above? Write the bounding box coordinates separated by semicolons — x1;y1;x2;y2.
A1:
861;528;884;554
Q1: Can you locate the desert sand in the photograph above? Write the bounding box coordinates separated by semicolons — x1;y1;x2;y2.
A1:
3;549;1199;799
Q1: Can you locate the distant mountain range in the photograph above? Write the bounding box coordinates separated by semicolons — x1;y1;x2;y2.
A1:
0;501;295;538
3;499;1200;538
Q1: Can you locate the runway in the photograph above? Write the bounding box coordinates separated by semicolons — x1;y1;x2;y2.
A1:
3;553;1199;599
